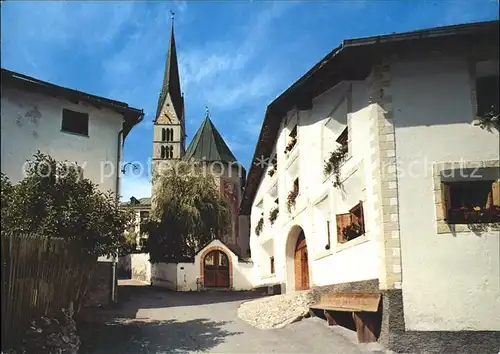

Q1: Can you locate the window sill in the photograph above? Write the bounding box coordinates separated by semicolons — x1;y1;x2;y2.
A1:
261;273;276;280
61;129;89;138
335;234;369;253
437;220;500;234
313;249;333;261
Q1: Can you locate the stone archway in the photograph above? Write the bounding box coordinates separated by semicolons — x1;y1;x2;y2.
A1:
285;225;310;292
199;246;233;289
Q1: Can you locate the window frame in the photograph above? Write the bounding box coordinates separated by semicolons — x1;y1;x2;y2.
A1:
61;108;89;136
442;180;500;224
335;201;365;244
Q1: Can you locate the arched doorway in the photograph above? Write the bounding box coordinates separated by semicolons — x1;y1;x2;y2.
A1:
203;250;229;288
294;231;310;290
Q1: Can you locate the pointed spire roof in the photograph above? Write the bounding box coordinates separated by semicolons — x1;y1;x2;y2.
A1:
184;109;237;163
156;12;183;120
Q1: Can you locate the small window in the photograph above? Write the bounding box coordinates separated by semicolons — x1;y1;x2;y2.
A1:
443;180;500;224
61;109;89;136
476;76;499;117
293;178;299;194
336;127;348;149
274;198;279;205
336;201;365;243
168;128;174;142
285;126;298;154
162;128;166;142
270;257;275;274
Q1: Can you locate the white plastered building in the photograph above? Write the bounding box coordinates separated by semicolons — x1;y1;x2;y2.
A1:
239;20;500;352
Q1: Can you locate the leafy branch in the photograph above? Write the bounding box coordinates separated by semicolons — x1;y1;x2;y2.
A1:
324;144;348;187
255;217;264;236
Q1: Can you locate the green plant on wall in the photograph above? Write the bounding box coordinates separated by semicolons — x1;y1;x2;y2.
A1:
324;144;348;188
255;217;264;236
269;207;279;225
475;106;499;133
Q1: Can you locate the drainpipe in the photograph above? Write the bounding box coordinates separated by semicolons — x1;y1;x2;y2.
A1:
112;129;124;304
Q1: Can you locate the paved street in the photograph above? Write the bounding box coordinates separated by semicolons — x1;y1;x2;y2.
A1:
79;280;387;354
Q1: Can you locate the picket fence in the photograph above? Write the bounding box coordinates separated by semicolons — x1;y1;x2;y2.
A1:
1;233;97;348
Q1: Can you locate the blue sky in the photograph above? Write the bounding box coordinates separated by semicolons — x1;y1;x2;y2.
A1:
2;0;498;200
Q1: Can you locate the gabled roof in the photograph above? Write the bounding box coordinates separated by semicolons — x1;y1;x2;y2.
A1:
239;20;500;215
155;19;183;121
121;196;151;207
184;114;237;163
1;69;144;138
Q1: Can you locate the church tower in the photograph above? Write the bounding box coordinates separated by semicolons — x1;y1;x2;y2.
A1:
152;13;185;183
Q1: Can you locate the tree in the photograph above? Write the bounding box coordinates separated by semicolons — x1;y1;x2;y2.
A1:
0;152;134;258
146;161;231;263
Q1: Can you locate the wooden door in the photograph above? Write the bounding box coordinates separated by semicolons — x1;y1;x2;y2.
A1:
294;231;310;291
203;250;229;288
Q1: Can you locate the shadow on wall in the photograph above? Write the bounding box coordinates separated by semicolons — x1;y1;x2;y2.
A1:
79;317;242;354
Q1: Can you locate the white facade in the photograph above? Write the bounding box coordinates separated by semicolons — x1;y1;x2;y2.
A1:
1;72;143;267
250;81;380;291
1;86;125;193
391;57;500;331
248;51;499;332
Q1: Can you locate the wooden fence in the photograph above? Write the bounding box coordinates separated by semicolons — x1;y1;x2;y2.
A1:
1;234;97;348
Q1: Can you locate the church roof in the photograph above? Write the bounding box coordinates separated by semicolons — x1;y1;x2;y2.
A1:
184;114;237;163
155;18;183;121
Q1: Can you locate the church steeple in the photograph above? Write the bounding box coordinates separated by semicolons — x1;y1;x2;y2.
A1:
152;10;186;184
155;11;183;121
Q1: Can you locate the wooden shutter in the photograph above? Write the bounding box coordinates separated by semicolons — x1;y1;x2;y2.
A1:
492;181;500;207
336;213;352;243
294;250;301;290
349;201;365;233
441;182;451;221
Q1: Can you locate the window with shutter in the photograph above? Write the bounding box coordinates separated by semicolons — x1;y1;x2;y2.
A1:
349;201;365;234
336;213;351;243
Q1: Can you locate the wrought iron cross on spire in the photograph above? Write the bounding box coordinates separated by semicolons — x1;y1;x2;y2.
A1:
170;10;175;22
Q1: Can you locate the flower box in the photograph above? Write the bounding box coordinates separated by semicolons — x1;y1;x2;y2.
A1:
286;189;298;213
447;206;500;224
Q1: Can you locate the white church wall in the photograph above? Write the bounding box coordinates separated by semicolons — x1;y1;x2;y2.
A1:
151;262;178;290
176;262;199;291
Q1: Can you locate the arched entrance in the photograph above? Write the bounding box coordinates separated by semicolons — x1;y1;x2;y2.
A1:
285;225;310;292
203;250;229;288
294;231;310;290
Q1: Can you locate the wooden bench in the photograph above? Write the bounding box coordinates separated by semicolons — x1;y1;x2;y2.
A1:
309;292;381;343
